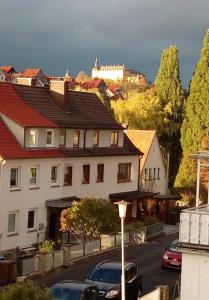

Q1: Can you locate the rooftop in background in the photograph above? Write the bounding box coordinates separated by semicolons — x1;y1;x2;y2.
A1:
190;150;209;159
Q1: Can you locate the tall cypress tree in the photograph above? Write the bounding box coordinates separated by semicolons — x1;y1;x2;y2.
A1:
175;29;209;188
155;45;185;188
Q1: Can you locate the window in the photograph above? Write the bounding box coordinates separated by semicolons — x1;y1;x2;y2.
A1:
144;168;148;181
51;166;59;185
64;166;72;186
10;167;20;189
93;130;99;147
27;209;36;230
73;130;80;147
149;168;152;181
157;168;160;179
153;168;156;180
82;165;90;184
97;164;104;183
46;129;54;146
30;167;38;187
8;211;18;234
111;131;119;146
30;129;38;146
117;163;131;182
59;129;66;146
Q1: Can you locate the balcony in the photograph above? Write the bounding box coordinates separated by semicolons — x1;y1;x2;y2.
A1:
179;205;209;249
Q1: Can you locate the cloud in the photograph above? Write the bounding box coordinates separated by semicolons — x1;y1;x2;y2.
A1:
0;0;208;86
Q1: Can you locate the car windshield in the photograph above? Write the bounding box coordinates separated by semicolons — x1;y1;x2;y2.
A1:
169;240;180;252
50;287;82;300
88;267;121;284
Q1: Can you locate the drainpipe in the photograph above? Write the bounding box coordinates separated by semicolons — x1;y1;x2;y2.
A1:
196;157;201;207
137;155;142;191
166;153;170;194
83;129;87;149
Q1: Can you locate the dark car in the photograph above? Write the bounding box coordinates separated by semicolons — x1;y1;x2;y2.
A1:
85;260;142;300
162;239;182;270
50;280;99;300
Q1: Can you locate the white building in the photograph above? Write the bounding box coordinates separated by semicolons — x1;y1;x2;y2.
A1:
0;81;140;252
125;130;167;195
92;59;148;86
179;151;209;300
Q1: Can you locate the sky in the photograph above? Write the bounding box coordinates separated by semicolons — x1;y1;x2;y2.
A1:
0;0;208;87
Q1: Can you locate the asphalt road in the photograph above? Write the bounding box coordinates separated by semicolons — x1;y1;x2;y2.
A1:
34;232;180;297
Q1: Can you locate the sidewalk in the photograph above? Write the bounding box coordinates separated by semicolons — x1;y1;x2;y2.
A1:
163;223;179;235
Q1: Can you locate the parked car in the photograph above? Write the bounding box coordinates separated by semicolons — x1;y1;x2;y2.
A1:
85;260;142;300
50;280;99;300
162;239;182;270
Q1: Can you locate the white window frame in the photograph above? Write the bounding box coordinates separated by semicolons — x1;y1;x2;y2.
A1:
8;211;19;235
29;166;39;188
10;167;20;190
29;129;38;147
27;208;37;231
50;165;60;186
46;129;54;147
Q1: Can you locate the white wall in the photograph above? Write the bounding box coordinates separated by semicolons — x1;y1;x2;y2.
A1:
181;250;209;300
92;67;124;80
24;128;124;149
140;135;167;195
0;155;138;251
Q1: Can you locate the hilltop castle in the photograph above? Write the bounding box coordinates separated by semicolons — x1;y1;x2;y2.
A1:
92;59;148;86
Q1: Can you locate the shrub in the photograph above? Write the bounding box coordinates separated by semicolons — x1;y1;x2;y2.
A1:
0;281;52;300
38;240;55;254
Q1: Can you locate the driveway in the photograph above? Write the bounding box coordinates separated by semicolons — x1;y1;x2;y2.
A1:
33;232;180;297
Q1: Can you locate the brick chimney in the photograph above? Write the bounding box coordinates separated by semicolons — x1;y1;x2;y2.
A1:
50;80;69;110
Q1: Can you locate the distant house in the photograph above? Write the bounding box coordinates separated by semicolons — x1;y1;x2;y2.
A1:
81;78;107;91
0;69;5;82
125;129;167;195
0;65;16;82
17;68;49;87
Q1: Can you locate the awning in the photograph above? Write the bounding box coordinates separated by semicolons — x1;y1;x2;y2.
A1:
109;190;156;202
154;194;181;201
45;196;79;208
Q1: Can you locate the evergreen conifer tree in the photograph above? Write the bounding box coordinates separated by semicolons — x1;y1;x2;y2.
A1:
155;45;185;188
175;29;209;188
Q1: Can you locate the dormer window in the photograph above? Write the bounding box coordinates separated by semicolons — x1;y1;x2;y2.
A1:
73;130;80;147
46;129;54;147
111;131;119;146
93;130;99;147
30;129;38;147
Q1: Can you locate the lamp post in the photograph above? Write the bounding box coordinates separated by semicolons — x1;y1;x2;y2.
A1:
114;200;129;300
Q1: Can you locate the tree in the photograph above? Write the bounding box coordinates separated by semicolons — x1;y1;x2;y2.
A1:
0;281;52;300
175;29;209;189
60;198;119;239
154;45;185;187
75;71;90;83
111;87;165;132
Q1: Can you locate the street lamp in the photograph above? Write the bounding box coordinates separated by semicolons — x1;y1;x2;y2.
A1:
114;200;129;300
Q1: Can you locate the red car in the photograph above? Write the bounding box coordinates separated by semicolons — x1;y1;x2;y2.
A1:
162;240;182;270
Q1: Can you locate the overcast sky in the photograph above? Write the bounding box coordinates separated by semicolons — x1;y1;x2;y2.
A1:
0;0;208;87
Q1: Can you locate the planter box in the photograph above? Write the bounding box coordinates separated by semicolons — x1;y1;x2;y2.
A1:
101;235;115;249
53;250;64;269
38;252;53;272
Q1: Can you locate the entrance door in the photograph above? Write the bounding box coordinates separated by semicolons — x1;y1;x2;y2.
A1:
49;212;57;240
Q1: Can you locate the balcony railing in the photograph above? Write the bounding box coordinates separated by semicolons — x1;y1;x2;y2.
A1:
179;205;209;248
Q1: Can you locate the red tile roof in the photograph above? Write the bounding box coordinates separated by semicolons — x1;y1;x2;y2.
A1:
21;68;41;77
0;82;57;127
0;66;15;74
0;117;64;159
